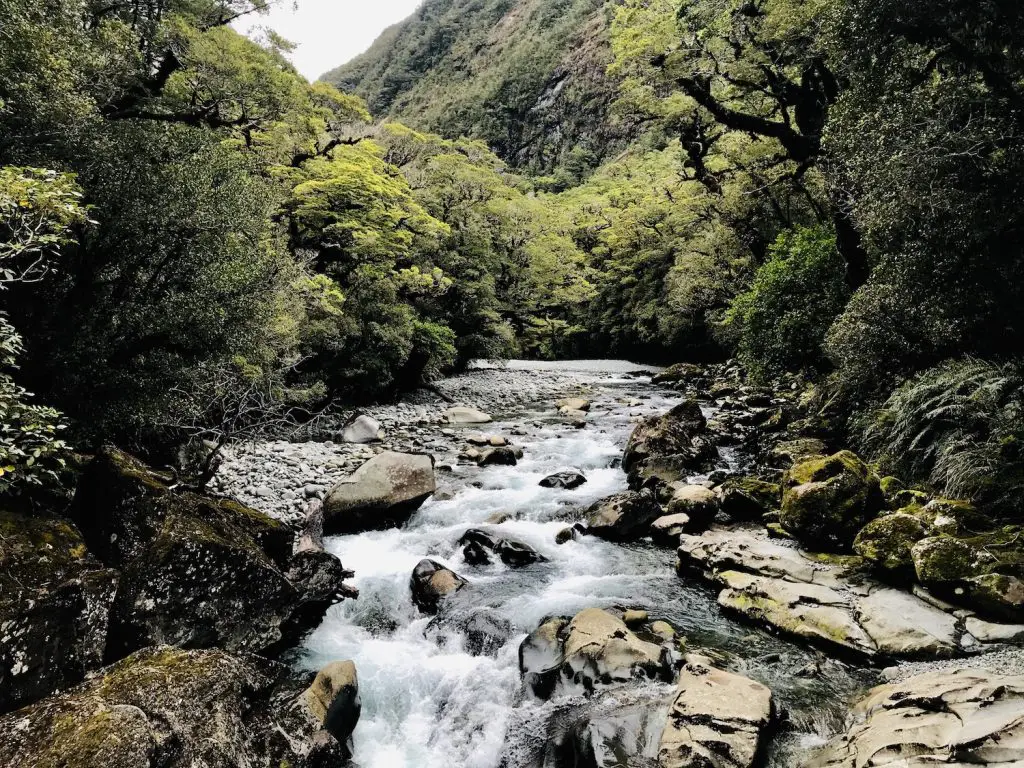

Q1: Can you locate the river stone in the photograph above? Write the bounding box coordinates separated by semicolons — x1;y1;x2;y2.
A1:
300;660;361;756
652;362;704;384
780;450;884;551
584;490;663;542
543;695;666;768
540;470;588;489
70;448;347;660
622;399;718;492
557;397;591;412
659;654;774;768
443;407;492;424
478;446;518;466
0;509;119;713
341;414;382;443
0;646;347;768
968;573;1024;622
650;513;694;545
769;438;828;467
410;559;468;614
916;497;991;536
666;483;718;526
802;667;1024;767
716;477;781;521
853;512;928;574
911;534;992;586
323;451;435;533
520;616;569;699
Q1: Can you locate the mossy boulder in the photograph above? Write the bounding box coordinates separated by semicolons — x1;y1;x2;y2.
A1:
69;447;348;659
915;498;992;536
0;646;348;768
652;362;704;385
0;510;119;713
779;451;884;551
853;513;928;574
716;477;781;521
911;535;993;586
967;573;1024;622
622;400;718;493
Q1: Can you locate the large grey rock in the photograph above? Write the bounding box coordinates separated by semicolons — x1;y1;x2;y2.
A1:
622;400;718;492
0;646;348;768
341;414;382;443
803;668;1024;766
659;654;774;768
443;406;492;424
665;483;718;527
0;510;119;713
585;490;663;542
324;451;435;533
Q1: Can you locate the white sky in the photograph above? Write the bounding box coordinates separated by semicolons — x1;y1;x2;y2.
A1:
238;0;424;81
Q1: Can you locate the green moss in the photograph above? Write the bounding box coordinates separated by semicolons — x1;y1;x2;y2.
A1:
853;512;928;573
912;535;987;584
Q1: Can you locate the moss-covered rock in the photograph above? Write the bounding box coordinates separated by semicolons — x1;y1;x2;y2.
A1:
915;498;992;536
0;646;347;768
779;451;884;551
652;362;705;385
911;535;992;586
716;477;781;521
853;513;928;574
0;510;119;713
966;573;1024;622
70;447;348;659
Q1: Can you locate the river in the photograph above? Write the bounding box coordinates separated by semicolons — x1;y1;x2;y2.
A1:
298;361;873;767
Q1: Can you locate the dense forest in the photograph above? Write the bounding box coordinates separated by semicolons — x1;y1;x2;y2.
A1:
2;0;1024;515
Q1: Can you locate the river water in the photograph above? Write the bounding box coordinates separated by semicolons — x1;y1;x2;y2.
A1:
300;361;873;767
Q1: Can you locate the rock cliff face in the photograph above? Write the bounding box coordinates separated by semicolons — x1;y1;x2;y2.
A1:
321;0;637;175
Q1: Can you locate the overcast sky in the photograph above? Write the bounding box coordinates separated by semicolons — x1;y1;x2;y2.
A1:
238;0;424;81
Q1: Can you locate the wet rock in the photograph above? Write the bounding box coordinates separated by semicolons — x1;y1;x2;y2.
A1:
478;446;519;466
69;448;347;660
659;654;774;768
803;668;1024;767
584;490;663;542
457;528;546;567
543;695;667;768
431;609;515;656
650;513;694;545
623;399;718;492
496;537;547;567
410;559;468;614
853;512;928;574
0;646;347;768
443;407;492;424
557;397;591;412
666;483;718;527
323;451;435;533
623;609;648;626
341;414;382;444
716;477;780;521
0;510;119;713
780;451;884;551
462;539;492;565
540;470;588;490
300;660;361;757
555;526;581;544
650;621;677;642
519;616;568;699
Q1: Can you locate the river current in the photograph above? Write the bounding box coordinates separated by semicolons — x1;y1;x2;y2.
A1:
299;361;872;767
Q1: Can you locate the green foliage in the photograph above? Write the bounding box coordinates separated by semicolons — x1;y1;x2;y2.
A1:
859;360;1024;514
728;227;847;380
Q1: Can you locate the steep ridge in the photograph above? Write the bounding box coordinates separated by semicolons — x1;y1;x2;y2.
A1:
322;0;636;175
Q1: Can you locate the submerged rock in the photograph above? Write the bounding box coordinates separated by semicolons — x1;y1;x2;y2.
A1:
323;451;435;533
780;451;883;551
803;667;1024;767
70;448;348;660
659;654;774;768
0;510;119;713
0;646;350;768
410;559;468;614
584;490;663;541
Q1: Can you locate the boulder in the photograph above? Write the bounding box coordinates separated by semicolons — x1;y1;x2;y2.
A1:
584;490;663;542
427;608;514;656
542;696;665;768
916;497;991;535
410;559;468;614
853;512;928;574
780;451;883;551
457;529;547;567
967;573;1024;622
323;451;435;533
659;655;774;768
340;414;382;444
299;660;361;757
769;438;828;467
716;477;780;521
557;397;591;412
539;470;588;490
622;400;718;492
478;446;518;466
650;513;695;545
911;534;991;586
0;646;348;768
443;407;492;424
70;448;348;660
803;668;1024;767
0;510;119;713
652;362;704;385
520;608;674;699
666;483;718;527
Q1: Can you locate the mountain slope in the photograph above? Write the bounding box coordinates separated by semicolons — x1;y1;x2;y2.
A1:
321;0;635;176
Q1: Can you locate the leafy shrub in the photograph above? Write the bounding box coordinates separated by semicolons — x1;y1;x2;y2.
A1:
727;226;848;380
859;359;1024;514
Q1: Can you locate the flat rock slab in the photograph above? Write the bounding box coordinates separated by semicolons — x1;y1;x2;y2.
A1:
679;528;995;660
803;667;1024;766
659;654;774;768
